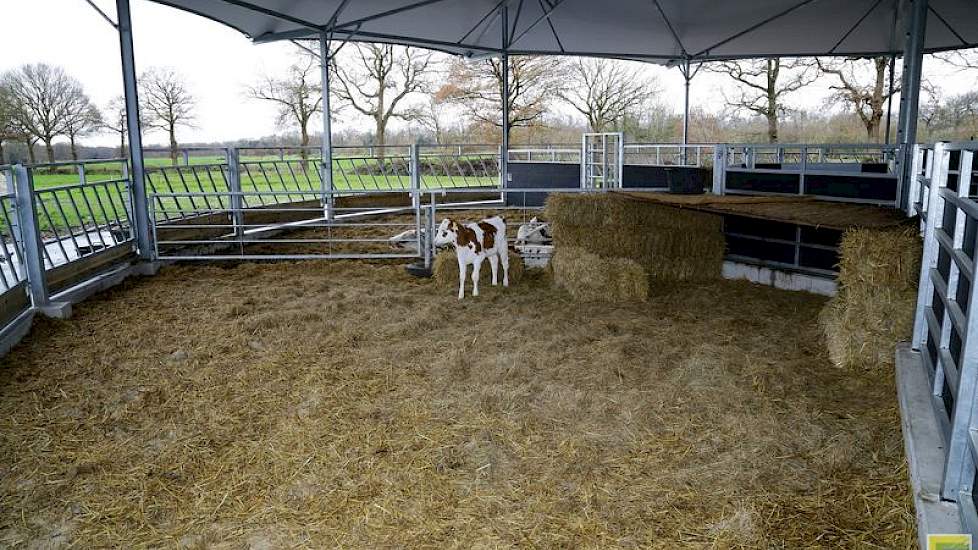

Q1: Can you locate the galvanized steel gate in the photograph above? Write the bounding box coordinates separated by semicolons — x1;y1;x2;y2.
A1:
581;133;624;190
912;141;978;533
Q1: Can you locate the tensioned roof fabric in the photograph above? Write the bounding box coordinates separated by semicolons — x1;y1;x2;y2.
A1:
149;0;978;62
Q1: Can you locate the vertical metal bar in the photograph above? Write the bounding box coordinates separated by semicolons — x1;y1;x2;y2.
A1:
712;145;725;195
909;144;923;216
500;6;510;193
913;142;948;350
425;192;436;269
12;165;49;307
116;0;152;259
682;60;691;147
617;133;624;189
895;0;929;212
227;148;244;239
885;54;896;144
319;31;335;221
410;145;421;209
799;146;807;195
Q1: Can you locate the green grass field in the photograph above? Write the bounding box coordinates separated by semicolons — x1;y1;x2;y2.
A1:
4;155;498;235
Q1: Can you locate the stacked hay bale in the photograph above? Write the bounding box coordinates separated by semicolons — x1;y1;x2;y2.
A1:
550;247;649;302
544;193;725;301
432;250;525;288
819;224;922;369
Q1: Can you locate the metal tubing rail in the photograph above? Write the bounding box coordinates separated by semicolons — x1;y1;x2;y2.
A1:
910;141;978;537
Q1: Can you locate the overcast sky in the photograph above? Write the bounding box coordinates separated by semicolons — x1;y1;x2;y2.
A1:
3;0;977;147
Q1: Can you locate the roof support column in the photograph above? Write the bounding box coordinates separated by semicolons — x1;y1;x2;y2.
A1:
500;5;510;191
884;54;896;144
682;59;692;146
319;31;334;220
116;0;152;260
895;0;928;210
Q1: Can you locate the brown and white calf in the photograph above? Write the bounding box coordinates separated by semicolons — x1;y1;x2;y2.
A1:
433;216;509;299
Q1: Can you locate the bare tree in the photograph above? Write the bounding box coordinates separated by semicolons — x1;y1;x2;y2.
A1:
103;96;128;157
816;57;899;142
63;92;102;160
139;67;196;165
560;59;659;132
442;56;564;140
935;50;978;71
708;58;816;143
416;96;451;144
920;84;978;140
331;44;434;153
246;51;323;160
0;84;23;165
2;63;83;162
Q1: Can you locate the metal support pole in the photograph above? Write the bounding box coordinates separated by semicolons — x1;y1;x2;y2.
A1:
226;148;244;239
884;54;896;144
712;145;726;195
682;60;691;146
616;134;624;189
799;146;808;195
12;165;49;307
116;0;152;260
500;5;510;192
500;65;510;190
319;31;335;221
895;0;929;212
424;193;436;269
409;144;421;209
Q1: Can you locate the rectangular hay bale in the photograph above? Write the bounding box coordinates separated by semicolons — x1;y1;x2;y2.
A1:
544;193;725;282
820;224;922;369
551;246;649;302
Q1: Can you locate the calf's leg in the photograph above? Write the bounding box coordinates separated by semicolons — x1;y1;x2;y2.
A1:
471;256;483;297
499;250;510;287
489;254;499;286
457;259;467;300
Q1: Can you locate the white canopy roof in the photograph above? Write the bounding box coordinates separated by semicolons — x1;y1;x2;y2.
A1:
150;0;977;61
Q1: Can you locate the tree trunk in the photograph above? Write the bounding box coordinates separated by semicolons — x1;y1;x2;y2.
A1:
70;135;79;161
866;118;881;142
767;113;779;143
26;141;36;165
375;117;387;162
300;126;309;162
168;127;178;166
0;140;5;165
120;133;126;158
44;138;55;163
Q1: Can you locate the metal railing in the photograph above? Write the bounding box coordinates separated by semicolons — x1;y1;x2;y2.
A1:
0;160;137;331
911;140;978;536
507;146;580;163
717;143;903;206
150;189;424;261
623;143;713;167
909;143;937;220
0;166;26;295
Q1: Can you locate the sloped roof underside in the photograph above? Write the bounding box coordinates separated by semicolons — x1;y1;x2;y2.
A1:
150;0;978;61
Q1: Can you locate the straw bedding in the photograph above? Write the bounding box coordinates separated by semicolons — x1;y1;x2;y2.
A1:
544;193;725;283
432;249;525;288
819;224;922;369
0;261;914;547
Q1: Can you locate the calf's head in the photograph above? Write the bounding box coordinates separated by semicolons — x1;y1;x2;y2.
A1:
433;218;459;247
